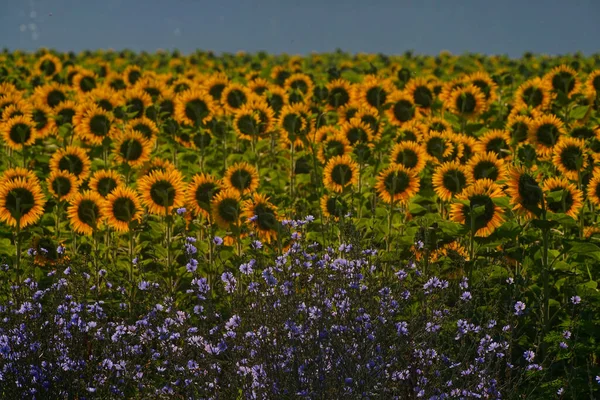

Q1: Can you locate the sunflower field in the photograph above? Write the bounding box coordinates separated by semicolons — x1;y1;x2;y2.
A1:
0;49;600;398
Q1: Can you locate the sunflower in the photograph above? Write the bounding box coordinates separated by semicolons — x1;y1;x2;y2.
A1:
49;146;92;181
455;134;477;163
278;103;312;147
74;104;117;145
542;177;583;219
66;191;104;235
586;170;600;207
72;70;98;94
186;173;222;219
450;179;505;237
337;102;360;123
1;115;37;150
395;121;427;143
2;101;32;122
317;133;352;164
102;186;143;232
326;79;353;110
474;129;512;160
323;154;359;193
33;83;70;109
340;118;374;146
106;72;128;92
424;117;452;134
284;73;314;96
138;158;177;178
405;78;435;111
375;164;420;204
551;137;588;181
126;116;159;142
467;151;506;183
386;91;420;127
112;129;152;168
0;167;39;186
134;76;169;102
544;65;580;98
173;88;215;127
223;162;260;196
466;71;498;103
271;65;291;86
46;170;79;201
30;103;56;139
204;73;229;103
528;114;566;158
119;87;153;119
313;125;339;144
242;193;281;243
423;131;454;164
221;83;250;113
54;100;78;127
211;188;241;229
248;78;271;97
432;161;472;202
513;78;553;110
506;114;532;146
439;78;465;103
123;65;143;86
138;169;186;216
357;75;394;109
84;87;120;112
265;86;287;116
320;194;349;220
505;166;543;219
233;102;275;141
0;178;46;228
584;69;600;100
389;141;427;173
170;77;194;94
88;169;123;198
0;93;23;118
445;84;487;119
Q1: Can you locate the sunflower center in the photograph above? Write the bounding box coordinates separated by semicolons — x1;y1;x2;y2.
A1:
521;87;543;108
594;182;600;201
79;76;97;93
346;127;369;145
56;107;75;126
174;82;191;93
413;86;433;108
429;122;447;133
119;139;143;161
195;183;219;210
47;90;66;107
559;146;584;171
95;177;117;197
353;143;371;164
517;174;543;210
112;197;137;222
89;114;111;137
40;60;56;76
149;180;176;207
143;87;160;101
325;140;345;159
127;70;141;85
393;100;414;123
290;79;309;94
9;123;32;145
229;169;253;191
331;164;353;187
464;194;495;233
384;171;410;195
472;80;491;100
442;170;467;194
236;114;259;136
546;188;574;214
32;109;48;131
282;113;303;136
77;199;100;228
426;137;447;160
366;86;387;108
226;89;247;110
97;99;113;112
109;78;127;91
184;99;209;126
551;71;575;94
51;176;72;197
399;129;418;142
473;161;499;181
328;87;349;108
456;92;477;114
485;138;510;158
58;154;84;176
5;188;35;219
253;203;278;231
209;83;226;101
570;127;594;140
395;149;418;168
216;198;239;223
593;76;600;92
536;123;560;147
510;121;529;143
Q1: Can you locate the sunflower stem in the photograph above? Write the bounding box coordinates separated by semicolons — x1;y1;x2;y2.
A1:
15;221;21;286
290;144;295;203
386;198;394;252
166;211;173;294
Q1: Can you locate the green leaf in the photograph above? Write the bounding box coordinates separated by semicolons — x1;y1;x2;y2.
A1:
565;240;600;261
569;105;590;120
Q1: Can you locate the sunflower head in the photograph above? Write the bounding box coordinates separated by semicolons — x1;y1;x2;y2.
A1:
387;90;419;126
528;114;566;158
475;129;512;160
74;103;116;146
138;169;186;215
323;154;359;193
405;78;435;110
432;161;472;202
514;78;553;110
1;115;37;150
223;162;260;196
390;141;427;173
101;186;143;232
445;84;487;119
186;173;222;219
544;65;580;98
174;88;215;127
46;170;79;202
450;179;505;237
326;79;353;110
89;169;123;198
0;178;46;228
552;137;588;180
35;54;62;77
506;166;543;219
67;191;104;235
49;146;92;181
542;177;583;219
113;129;152;168
375;164;420;204
320;194;349;220
242;193;280;243
211;188;241;229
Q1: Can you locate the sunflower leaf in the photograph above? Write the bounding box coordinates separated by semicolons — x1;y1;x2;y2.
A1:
569;105;590;121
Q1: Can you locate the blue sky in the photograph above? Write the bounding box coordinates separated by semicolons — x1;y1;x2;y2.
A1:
1;0;599;56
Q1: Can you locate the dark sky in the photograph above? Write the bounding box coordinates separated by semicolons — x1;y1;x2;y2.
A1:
1;0;599;57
